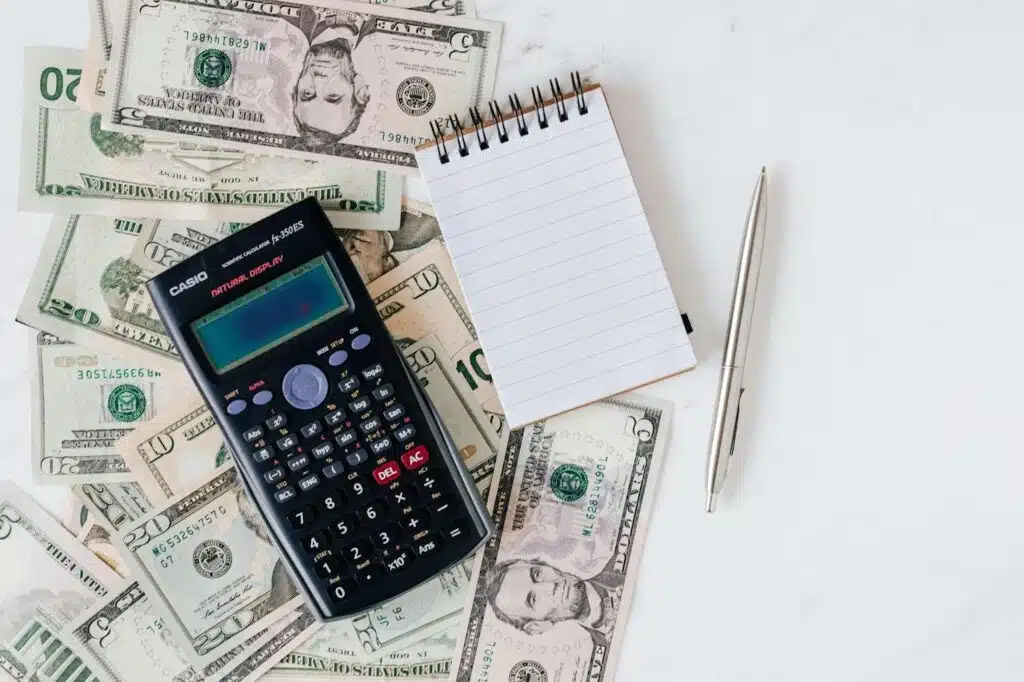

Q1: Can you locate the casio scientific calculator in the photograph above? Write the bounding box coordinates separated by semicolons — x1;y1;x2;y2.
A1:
146;198;492;622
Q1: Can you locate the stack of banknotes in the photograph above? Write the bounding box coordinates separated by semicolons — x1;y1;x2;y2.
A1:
5;1;676;681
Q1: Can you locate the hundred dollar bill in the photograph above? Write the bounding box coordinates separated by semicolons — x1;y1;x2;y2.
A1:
63;578;319;682
22;46;400;229
450;395;674;682
80;0;476;113
74;481;153;533
17;214;181;369
118;464;304;667
77;519;130;576
0;480;119;682
272;629;455;679
117;400;229;502
103;0;501;173
31;332;196;484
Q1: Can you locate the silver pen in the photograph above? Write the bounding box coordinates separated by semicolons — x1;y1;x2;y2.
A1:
705;167;768;513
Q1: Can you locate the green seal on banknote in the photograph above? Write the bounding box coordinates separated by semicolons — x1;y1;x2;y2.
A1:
107;384;146;422
194;49;232;88
549;464;588;502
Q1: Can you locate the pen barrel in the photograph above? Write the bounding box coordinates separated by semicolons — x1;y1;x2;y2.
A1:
706;364;743;496
721;172;767;368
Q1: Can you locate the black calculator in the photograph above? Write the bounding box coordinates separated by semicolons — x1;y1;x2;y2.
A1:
147;198;492;622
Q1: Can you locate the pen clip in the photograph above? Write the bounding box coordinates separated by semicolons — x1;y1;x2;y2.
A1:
728;387;745;456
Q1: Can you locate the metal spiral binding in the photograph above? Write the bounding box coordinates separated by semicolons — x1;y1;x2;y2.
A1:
431;71;589;164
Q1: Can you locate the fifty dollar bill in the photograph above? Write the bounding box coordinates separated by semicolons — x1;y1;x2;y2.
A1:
23;46;400;229
31;332;196;484
103;0;501;172
450;395;674;682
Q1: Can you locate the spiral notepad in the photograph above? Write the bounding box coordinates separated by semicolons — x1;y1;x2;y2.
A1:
415;73;696;428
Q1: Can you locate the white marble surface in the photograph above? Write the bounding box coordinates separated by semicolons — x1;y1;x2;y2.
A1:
4;1;1024;680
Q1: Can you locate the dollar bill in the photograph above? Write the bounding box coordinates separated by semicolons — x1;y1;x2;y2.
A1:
103;0;501;172
74;481;153;533
31;332;196;484
63;578;319;682
117;464;305;667
81;0;477;113
272;629;455;679
0;480;119;681
22;46;401;229
58;492;92;535
449;395;674;682
76;519;130;576
17;213;182;369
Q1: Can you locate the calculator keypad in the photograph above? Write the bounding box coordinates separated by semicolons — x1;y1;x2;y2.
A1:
227;331;474;615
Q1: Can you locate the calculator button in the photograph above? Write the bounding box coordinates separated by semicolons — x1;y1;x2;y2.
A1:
361;364;384;381
274;487;296;504
276;434;299;451
385;485;417;507
298;474;321;492
301;531;331;554
312;442;335;459
243;426;264;443
413;533;441;558
265;414;287;430
343;477;370;500
415;471;444;495
300;421;323;439
282;364;329;410
328;350;349;367
253;390;273;406
314;555;344;579
335;430;358;448
346;448;369;467
384;548;414;574
287;506;316;529
252;447;273;463
444;519;468;541
319;490;345;514
400;445;429;471
360;500;388;524
356;563;384;587
330;514;357;540
227;399;246;415
329;578;358;603
401;509;429;535
287;454;311;472
342;540;374;565
372;384;394;401
264;467;285;484
338;376;360;393
360;417;382;434
323;461;345;479
430;495;456;517
349;396;372;414
351;334;371;350
369;437;393;457
371;524;401;549
394;424;416;443
383;404;405;422
325;409;346;427
372;461;401;486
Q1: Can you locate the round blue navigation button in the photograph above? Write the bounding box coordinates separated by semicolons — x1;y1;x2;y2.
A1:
281;364;328;410
351;334;371;350
252;390;273;406
328;350;348;367
226;399;247;415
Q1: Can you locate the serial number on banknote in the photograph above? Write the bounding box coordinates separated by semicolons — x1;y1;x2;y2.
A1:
154;505;229;555
183;32;269;52
77;367;164;380
379;132;432;146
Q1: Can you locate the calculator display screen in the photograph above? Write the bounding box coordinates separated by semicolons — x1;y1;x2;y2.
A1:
191;255;348;374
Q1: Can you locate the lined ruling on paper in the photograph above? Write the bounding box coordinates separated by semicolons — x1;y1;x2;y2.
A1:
417;86;695;427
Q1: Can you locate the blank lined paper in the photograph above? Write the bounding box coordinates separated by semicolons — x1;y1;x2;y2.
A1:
416;86;695;428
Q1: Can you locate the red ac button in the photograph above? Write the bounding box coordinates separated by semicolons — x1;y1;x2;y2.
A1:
401;446;430;471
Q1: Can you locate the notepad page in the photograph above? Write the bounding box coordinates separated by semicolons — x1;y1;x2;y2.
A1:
416;86;695;428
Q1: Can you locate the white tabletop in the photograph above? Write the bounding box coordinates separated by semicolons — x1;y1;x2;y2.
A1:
3;1;1024;680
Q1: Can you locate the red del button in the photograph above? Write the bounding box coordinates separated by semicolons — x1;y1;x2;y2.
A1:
372;461;401;485
401;446;430;471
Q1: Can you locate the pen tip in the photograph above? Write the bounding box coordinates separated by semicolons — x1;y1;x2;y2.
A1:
704;492;717;513
760;165;767;176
